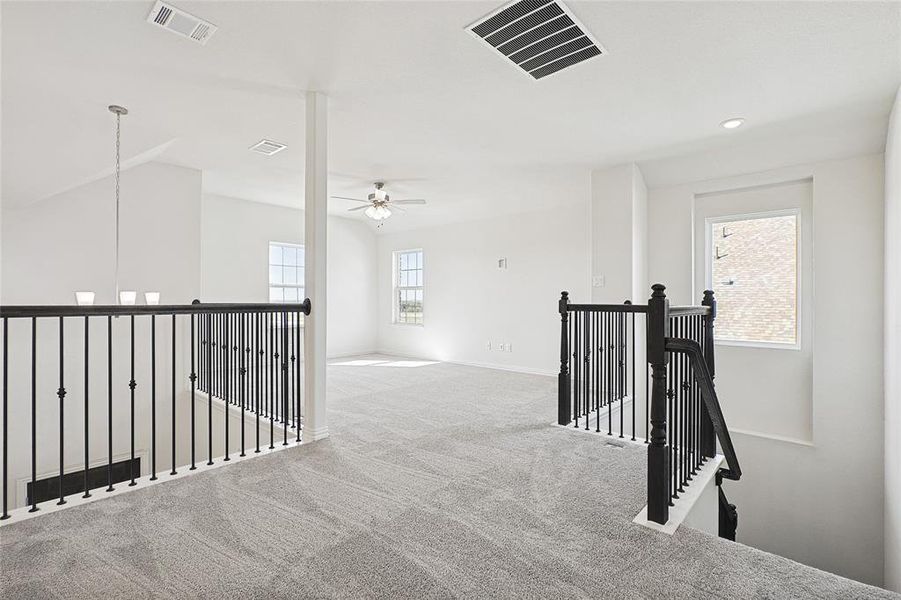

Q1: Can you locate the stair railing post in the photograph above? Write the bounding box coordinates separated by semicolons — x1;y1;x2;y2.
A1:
647;283;670;524
557;291;571;426
700;290;717;458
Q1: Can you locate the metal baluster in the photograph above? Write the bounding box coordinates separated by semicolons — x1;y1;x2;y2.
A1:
1;318;8;518
57;317;67;505
607;312;613;436
240;312;246;457
289;312;295;430
676;317;683;493
269;312;275;449
631;310;636;441
82;316;91;498
573;309;579;428
677;317;684;489
207;313;213;466
170;314;177;476
282;311;289;446
190;312;197;470
695;314;702;471
667;340;675;503
106;316;114;493
128;315;136;487
583;311;589;431
30;317;38;511
692;314;698;472
256;312;261;453
150;315;157;481
595;311;601;433
224;312;230;462
619;311;624;438
296;310;302;441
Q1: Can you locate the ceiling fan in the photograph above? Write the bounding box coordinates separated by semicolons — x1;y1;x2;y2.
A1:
331;182;426;223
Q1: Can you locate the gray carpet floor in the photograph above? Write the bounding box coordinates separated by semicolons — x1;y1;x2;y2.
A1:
1;356;895;599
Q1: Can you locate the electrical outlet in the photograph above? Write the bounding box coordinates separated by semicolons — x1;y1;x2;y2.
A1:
486;341;492;350
592;275;606;288
507;343;512;352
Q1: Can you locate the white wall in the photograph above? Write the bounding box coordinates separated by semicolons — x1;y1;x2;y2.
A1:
201;194;378;357
647;154;885;586
375;205;590;375
0;162;202;507
885;86;901;593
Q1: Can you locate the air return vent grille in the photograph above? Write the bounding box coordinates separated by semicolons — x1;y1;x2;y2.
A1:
467;0;604;80
249;139;288;156
147;1;218;45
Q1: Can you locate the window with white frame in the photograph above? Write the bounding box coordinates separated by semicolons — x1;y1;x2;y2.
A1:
393;249;423;325
269;242;305;303
708;212;798;345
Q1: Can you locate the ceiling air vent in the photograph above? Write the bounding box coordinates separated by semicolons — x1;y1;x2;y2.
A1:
249;139;288;156
467;0;604;80
147;1;218;45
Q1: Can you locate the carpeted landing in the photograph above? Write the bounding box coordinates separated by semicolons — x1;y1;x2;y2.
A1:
0;356;895;599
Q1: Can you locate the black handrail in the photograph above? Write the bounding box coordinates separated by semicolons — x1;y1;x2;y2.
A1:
566;303;648;313
0;299;311;319
665;337;741;481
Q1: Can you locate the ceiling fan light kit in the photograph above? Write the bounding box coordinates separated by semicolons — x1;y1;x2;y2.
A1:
332;181;427;224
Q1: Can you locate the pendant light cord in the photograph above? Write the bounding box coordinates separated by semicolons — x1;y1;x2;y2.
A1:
115;110;121;303
109;104;127;303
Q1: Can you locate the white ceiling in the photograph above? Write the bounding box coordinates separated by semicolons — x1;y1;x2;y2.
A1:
2;1;899;231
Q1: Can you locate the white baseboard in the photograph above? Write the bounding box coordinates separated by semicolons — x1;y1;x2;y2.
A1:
303;426;329;442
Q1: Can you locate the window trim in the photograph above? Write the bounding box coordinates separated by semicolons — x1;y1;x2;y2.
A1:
268;241;306;304
392;248;424;326
704;208;801;351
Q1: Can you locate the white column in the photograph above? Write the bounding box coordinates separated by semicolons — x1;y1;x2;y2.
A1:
303;91;329;442
589;163;648;303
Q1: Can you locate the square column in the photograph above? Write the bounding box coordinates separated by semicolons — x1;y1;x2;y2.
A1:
303;91;329;441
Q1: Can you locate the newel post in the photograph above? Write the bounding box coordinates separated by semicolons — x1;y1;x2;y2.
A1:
558;291;571;425
700;290;717;458
647;283;670;524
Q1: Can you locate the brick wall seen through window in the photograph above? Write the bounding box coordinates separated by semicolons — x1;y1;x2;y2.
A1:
710;214;797;344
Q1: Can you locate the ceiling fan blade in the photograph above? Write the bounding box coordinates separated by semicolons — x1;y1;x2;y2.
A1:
331;196;370;203
390;204;407;213
392;199;426;205
347;205;370;212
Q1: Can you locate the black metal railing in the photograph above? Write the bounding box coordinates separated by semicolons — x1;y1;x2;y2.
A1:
196;308;306;456
0;299;311;520
556;293;643;440
558;285;741;527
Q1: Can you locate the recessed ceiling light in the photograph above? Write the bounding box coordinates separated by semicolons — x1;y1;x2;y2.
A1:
720;118;745;130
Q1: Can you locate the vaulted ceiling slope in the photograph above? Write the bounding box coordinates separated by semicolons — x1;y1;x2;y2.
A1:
2;1;899;230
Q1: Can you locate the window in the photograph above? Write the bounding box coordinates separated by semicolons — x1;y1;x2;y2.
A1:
708;212;798;345
393;249;423;324
269;242;305;303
